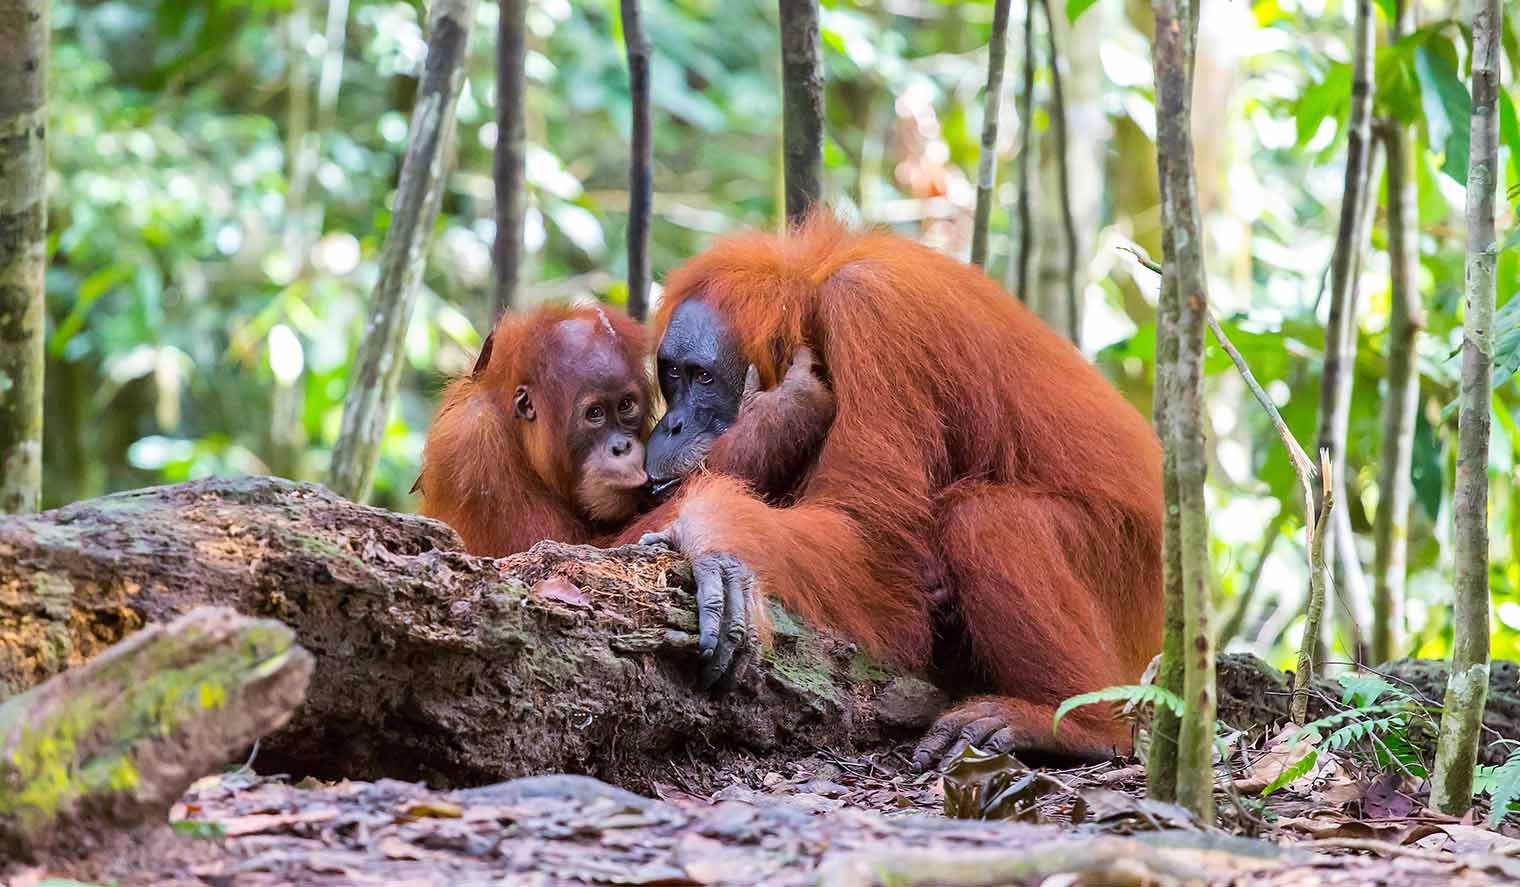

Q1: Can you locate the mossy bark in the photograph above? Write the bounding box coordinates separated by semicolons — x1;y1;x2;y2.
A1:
1431;0;1500;816
0;477;938;790
0;607;313;861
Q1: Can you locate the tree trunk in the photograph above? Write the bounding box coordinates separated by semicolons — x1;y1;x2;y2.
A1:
0;477;947;789
1313;0;1375;642
0;0;47;515
1431;0;1499;817
1034;0;1081;345
327;0;477;502
1151;0;1213;823
0;607;313;861
1370;0;1423;668
970;0;1012;270
492;0;528;322
778;0;824;225
620;0;653;321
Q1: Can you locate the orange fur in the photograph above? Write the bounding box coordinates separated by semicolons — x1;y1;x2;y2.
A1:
416;304;650;556
617;215;1164;756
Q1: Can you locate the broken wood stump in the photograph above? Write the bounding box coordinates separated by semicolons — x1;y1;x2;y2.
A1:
0;606;313;861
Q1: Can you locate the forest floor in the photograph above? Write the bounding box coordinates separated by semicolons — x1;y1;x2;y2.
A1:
19;743;1520;887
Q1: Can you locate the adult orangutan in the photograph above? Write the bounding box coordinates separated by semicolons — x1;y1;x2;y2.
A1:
416;303;835;558
628;214;1164;768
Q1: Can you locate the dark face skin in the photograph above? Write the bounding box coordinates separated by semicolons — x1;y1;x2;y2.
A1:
645;299;747;496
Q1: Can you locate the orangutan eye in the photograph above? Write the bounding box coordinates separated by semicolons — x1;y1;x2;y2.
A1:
695;369;714;385
586;405;606;423
618;395;637;415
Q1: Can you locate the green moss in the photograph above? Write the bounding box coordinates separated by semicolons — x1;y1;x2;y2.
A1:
848;652;889;684
0;622;295;836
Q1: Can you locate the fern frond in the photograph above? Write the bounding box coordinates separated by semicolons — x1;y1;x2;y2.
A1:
1262;749;1317;796
1053;684;1184;731
1486;747;1520;827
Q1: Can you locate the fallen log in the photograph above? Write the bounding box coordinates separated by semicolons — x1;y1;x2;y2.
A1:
0;606;312;861
1;476;1516;790
0;477;946;789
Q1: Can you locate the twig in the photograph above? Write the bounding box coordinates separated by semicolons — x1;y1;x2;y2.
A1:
1036;0;1080;343
778;0;825;225
1297;837;1452;861
1294;450;1335;723
1122;245;1319;516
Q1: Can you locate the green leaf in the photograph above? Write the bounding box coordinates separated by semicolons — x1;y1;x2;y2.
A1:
1296;63;1352;148
1373;42;1421;123
1486;746;1520;826
1500;89;1520;187
1053;684;1184;731
1337;672;1399;708
1494;294;1520;391
1415;43;1471;182
1066;0;1101;22
1412;406;1444;521
1262;749;1317;796
1373;0;1397;22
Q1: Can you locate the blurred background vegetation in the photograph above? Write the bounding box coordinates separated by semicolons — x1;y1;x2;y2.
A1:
40;0;1520;667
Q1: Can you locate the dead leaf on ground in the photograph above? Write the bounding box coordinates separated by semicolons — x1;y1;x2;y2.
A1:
212;806;341;836
530;577;592;608
1233;728;1315;794
1071;788;1195;832
400;800;463;819
1362;770;1418;819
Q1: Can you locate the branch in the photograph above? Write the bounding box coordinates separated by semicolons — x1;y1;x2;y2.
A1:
493;0;528;320
1012;0;1036;302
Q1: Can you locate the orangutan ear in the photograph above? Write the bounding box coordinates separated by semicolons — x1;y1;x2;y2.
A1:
513;385;536;421
471;330;496;379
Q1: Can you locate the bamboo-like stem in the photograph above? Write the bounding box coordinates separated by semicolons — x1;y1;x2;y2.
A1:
1431;0;1499;816
1013;0;1036;302
493;0;528;321
970;0;1012;269
620;0;652;321
1313;0;1376;620
1037;0;1080;343
778;0;824;225
1369;0;1423;667
328;0;477;502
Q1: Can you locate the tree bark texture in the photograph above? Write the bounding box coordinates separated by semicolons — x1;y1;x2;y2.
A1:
777;0;824;226
620;0;653;322
1431;0;1499;817
1313;0;1375;615
1035;0;1080;345
970;0;1012;270
1370;5;1424;666
328;0;477;502
0;607;313;861
492;0;528;321
1146;248;1183;804
0;0;47;515
0;477;950;790
1151;0;1213;823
